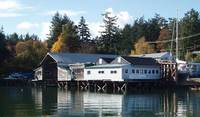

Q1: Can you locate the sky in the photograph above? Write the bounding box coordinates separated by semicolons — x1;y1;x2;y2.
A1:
0;0;200;41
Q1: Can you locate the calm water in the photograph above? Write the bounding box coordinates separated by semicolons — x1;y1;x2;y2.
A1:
0;87;200;117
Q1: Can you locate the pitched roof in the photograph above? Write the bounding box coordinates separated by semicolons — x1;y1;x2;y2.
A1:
42;52;117;65
121;56;159;66
131;52;170;59
100;57;115;63
142;52;170;58
86;64;128;69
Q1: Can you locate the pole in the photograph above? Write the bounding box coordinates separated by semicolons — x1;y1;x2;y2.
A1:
176;9;179;60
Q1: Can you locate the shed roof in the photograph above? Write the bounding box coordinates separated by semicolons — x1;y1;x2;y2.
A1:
41;52;117;65
121;56;159;66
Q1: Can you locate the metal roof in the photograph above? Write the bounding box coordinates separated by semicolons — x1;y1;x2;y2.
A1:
86;64;128;69
100;57;115;63
121;56;160;66
42;52;117;65
131;52;170;59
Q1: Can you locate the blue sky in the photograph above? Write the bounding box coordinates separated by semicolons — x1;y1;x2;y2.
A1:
0;0;200;40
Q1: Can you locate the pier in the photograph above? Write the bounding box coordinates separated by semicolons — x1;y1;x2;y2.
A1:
31;80;178;93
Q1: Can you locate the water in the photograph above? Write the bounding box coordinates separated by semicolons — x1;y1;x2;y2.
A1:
0;87;200;117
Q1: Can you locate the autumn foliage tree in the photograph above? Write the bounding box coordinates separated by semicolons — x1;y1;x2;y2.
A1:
51;34;64;52
131;36;155;55
156;28;170;52
14;40;48;70
51;22;80;53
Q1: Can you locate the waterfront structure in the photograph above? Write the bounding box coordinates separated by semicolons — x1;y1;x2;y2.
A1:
96;57;115;65
188;63;200;77
34;52;116;81
34;67;42;81
84;56;161;81
131;52;172;61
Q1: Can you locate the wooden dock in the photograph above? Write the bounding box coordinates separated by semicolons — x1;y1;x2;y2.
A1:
31;79;178;92
2;61;200;91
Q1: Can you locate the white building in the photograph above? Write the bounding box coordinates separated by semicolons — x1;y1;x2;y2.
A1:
84;56;161;81
131;52;172;61
34;52;116;82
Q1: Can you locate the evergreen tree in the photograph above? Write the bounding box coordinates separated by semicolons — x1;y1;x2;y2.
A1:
98;12;119;54
180;9;200;59
47;12;72;48
119;24;135;55
0;28;9;66
78;16;91;42
51;22;80;53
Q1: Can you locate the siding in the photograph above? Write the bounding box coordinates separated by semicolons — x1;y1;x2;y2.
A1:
111;57;130;64
84;67;123;81
57;67;69;81
34;67;43;81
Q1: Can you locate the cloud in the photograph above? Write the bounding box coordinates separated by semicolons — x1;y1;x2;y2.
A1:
88;22;104;37
0;0;33;18
105;8;133;28
17;22;39;30
117;11;133;28
47;10;86;17
41;22;51;40
0;12;21;17
88;8;133;37
0;0;19;10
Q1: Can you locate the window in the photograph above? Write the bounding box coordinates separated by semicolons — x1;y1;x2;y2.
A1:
132;69;135;74
125;69;128;73
152;70;155;74
98;71;104;74
136;69;139;74
156;70;159;74
148;70;151;74
144;70;147;74
87;71;91;75
111;70;117;74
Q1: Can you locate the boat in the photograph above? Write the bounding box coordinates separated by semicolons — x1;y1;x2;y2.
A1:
176;59;189;82
173;15;189;82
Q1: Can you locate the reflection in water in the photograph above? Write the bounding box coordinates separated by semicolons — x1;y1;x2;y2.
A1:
0;87;200;117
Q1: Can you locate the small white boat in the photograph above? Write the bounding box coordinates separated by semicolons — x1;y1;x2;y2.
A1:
176;59;189;81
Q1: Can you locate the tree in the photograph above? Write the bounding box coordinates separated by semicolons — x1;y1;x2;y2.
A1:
180;9;200;60
47;12;72;48
185;52;193;62
77;16;96;53
131;36;155;55
78;16;91;42
156;28;171;52
98;12;120;54
118;24;134;55
51;23;80;53
6;33;20;56
0;28;9;66
145;14;167;42
15;40;48;70
51;34;64;52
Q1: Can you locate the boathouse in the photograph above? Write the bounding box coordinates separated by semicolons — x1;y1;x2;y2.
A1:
131;52;172;61
84;56;161;81
96;57;115;65
34;52;116;82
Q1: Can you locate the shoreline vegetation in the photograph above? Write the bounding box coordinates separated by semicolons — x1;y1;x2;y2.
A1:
1;9;200;77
